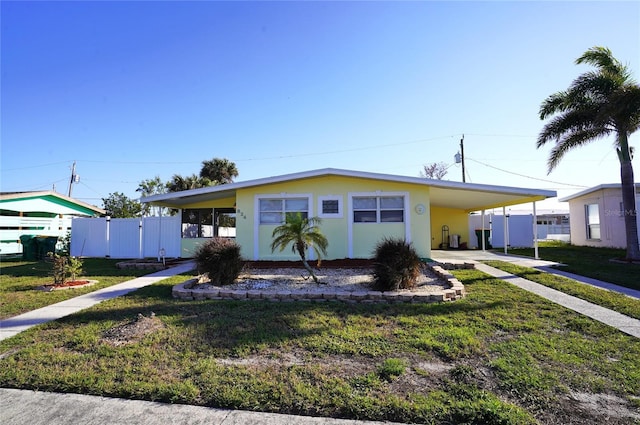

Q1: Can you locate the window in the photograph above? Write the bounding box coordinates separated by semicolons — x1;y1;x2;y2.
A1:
259;198;308;224
353;196;404;223
182;209;213;238
585;204;600;240
318;196;343;218
323;200;339;214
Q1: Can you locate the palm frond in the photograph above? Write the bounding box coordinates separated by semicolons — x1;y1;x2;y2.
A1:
546;128;611;172
539;91;570;119
537;107;605;147
270;214;329;260
576;47;627;77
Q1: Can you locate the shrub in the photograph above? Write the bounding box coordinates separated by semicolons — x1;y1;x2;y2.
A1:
372;238;422;291
194;238;244;286
47;252;84;284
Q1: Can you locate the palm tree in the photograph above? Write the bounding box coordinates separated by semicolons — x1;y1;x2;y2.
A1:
537;46;640;261
200;158;239;185
165;174;212;193
270;213;329;283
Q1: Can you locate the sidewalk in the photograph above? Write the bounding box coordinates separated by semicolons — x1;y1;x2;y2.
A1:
0;261;195;341
0;388;401;425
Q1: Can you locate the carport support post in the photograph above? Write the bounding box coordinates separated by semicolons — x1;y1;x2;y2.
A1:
533;201;539;259
503;207;508;254
481;209;486;251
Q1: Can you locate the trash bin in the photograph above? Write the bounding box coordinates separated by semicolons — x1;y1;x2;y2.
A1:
475;229;492;249
19;235;38;260
35;236;59;259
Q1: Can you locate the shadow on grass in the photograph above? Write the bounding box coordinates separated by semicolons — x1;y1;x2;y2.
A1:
46;276;509;357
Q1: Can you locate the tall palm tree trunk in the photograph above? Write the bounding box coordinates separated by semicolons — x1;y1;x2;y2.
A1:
619;136;640;260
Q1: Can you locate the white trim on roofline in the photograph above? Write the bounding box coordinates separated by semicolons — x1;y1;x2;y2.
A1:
142;168;556;203
559;183;640;202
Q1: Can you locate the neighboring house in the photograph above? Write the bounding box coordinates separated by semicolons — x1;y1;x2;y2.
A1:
0;191;105;255
142;168;556;261
560;184;640;249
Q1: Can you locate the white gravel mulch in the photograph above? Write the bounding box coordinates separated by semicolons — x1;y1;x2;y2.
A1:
194;267;447;294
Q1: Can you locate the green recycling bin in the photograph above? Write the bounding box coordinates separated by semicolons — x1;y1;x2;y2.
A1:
35;236;59;259
475;229;492;249
19;235;38;260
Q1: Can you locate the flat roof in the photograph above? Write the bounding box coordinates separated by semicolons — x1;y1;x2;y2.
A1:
559;183;640;202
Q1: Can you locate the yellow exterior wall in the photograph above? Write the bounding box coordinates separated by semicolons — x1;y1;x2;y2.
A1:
430;206;470;249
236;175;431;260
171;177;436;260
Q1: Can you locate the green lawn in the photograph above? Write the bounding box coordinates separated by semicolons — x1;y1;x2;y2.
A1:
483;260;640;320
507;241;640;291
1;269;638;425
0;259;153;320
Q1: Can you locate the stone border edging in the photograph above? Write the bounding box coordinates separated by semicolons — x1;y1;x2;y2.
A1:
172;263;469;304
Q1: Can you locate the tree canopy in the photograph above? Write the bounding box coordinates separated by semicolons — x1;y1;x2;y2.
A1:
102;192;142;218
420;162;449;180
537;46;640;260
200;157;239;184
136;176;166;216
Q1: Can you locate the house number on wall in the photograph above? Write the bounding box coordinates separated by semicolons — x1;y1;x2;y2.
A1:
415;204;426;215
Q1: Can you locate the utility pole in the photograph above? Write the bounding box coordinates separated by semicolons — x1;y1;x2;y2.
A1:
68;161;78;197
460;135;466;183
455;135;466;182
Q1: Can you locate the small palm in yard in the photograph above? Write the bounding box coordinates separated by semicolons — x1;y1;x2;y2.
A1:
270;213;328;284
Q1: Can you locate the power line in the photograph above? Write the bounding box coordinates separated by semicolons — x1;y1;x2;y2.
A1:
2;160;74;172
466;157;588;188
233;135;457;162
2;135;460;171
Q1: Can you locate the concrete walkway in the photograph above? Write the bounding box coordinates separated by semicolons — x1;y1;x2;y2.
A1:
431;250;640;338
0;261;195;341
536;265;640;299
431;250;640;300
474;263;640;339
0;388;401;425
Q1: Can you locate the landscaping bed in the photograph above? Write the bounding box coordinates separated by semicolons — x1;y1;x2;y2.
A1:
174;262;466;303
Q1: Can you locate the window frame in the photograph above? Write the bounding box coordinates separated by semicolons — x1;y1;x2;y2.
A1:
181;208;213;238
318;195;343;218
257;194;311;225
585;203;601;240
350;193;407;224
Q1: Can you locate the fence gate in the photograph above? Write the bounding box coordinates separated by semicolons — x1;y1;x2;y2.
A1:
71;216;181;259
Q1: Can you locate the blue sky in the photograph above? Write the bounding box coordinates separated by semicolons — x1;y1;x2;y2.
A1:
2;1;639;212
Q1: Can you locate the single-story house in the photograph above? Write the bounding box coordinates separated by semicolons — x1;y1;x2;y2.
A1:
559;183;640;249
142;168;556;260
0;191;105;255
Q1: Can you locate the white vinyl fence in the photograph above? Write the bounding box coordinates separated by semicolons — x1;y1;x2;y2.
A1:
71;216;181;259
468;214;535;249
